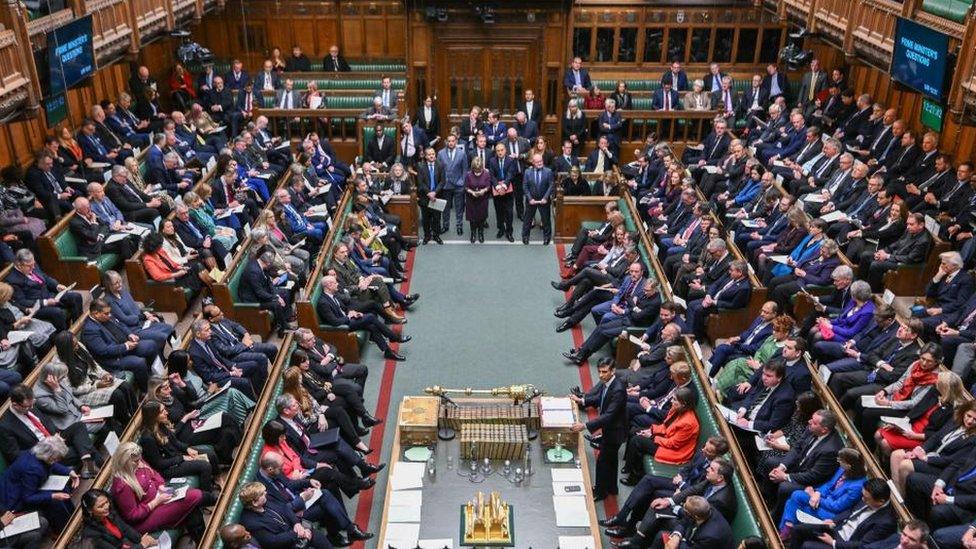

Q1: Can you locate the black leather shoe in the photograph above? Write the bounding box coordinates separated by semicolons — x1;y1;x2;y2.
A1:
397;335;412;343
620;475;640;487
599;515;624;528
434;236;444;244
328;534;352;547
556;321;572;333
554;308;571;318
404;293;420;305
362;413;383;427
551;281;565;291
347;525;374;542
361;461;386;475
384;350;406;361
457;227;463;235
605;526;634;538
359;477;376;490
355;426;370;437
543;238;551;245
613;540;636;548
593;492;607;502
506;233;514;242
496;230;504;238
522;237;529;245
422;238;430;245
583;433;602;445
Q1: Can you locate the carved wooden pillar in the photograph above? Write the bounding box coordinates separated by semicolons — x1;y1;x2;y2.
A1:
2;0;39;113
948;13;976;117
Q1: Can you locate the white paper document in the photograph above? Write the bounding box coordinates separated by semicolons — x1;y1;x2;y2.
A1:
769;255;790;264
861;395;892;409
551;468;584;483
553;495;590;527
39;475;70;491
881;415;913;432
818;364;832;383
715;403;739;423
167;485;189;502
741;219;762;228
105;233;130;245
541;409;576;427
5;331;33;345
157;531;173;549
389;462;425;490
304;488;323;508
703;166;720;174
540;396;573;410
559;535;598;549
796;510;827;525
194;413;223;433
754;434;787;452
820;211;846;223
0;511;40;537
54;282;77;302
104;430;120;455
803;194;828;203
383;523;420;549
418;540;453;549
428;198;447;212
83;405;114;421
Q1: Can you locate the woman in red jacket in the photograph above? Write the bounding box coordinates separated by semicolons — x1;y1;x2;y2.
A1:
622;384;701;485
168;63;196;111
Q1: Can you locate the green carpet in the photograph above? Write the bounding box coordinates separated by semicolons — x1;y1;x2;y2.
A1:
353;240;632;545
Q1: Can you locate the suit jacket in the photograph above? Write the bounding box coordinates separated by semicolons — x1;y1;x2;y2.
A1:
322;55;351;72
208;88;234;121
414;106;440;136
661;70;689;91
652;89;682;111
210;318;251;357
257;470;310;514
676;510;733;549
798;70;828;105
708;275;751;310
523;166;554;200
563;67;592;91
585;148;617;172
740;381;795;432
780;430;843;486
224;70;251;90
436;146;468;190
761;72;789;98
238;259;278;304
702;73;730;94
81;317;133;360
5;267;59;308
0;447;72;511
189;338;236;385
731;317;775;356
252;71;280;91
514;120;538;140
316;291;352;327
926;271;975;316
240;505;303;549
364;135;395;167
416;160;445;202
105;180;150;218
884;229;931;265
737;86;769;117
273;89;301;109
698;133;732;164
673;480;737;524
824;503;898;549
0;409;61;464
583;376;627;443
517;100;543;123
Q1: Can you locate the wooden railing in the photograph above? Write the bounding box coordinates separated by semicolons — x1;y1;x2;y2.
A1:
85;0;135;66
130;0;170;45
25;8;75;38
0;28;32;121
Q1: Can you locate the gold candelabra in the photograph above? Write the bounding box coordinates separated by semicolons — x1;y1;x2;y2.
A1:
462;490;512;544
425;384;539;404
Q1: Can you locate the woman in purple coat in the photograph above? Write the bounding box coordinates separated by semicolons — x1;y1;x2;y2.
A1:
810;279;875;345
109;441;211;537
464;157;492;243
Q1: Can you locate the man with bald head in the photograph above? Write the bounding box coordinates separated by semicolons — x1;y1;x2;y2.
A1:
67;196;137;259
315;275;409;361
219;524;256;549
323;44;351;72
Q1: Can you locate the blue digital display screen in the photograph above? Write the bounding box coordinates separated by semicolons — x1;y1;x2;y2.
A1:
890;17;951;100
48;15;95;96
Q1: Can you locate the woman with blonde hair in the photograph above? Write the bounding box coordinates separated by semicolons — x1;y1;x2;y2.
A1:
0;280;55;366
889;397;976;493
383;162;412;194
239;481;331;548
109;442;209;536
562;166;590;196
183;190;238;251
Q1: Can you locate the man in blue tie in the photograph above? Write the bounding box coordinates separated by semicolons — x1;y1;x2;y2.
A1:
522;153;554;245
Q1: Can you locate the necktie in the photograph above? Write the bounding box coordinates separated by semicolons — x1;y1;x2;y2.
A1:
744;322;766;345
449;149;454;163
332;57;339;71
871;126;890;150
27;412;51;437
574;70;581;87
428;163;435;186
919;171;942;191
664;92;670;111
724;91;731;111
808;73;817;101
747;386;771;419
714;278;735;300
45;171;62;194
599;382;609;410
950;463;976;492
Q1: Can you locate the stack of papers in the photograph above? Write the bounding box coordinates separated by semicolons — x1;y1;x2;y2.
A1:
382;523;420;549
553;495;589;527
754;434;787;452
860;395;892;409
551;468;584;483
389;462;425;490
388;490;422;523
40;475;70;491
796;510;827;525
541;397;575;427
559;536;598;549
0;512;40;538
83;405;114;422
881;416;913;431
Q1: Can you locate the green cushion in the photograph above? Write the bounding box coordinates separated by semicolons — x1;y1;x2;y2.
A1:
922;0;971;22
228;260;255;305
55;230;79;257
632;97;653;110
581;221;603;231
362;126;397;143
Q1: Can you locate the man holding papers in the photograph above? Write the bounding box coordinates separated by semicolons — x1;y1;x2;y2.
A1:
6;249;84;332
727;360;795;434
569;358;626;501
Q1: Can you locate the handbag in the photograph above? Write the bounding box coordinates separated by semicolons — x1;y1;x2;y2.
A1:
818;323;835;340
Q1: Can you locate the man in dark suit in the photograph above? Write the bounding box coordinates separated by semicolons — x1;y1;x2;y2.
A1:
906;443;976;529
835;93;874;145
651;82;681;111
585;136;618;173
661;61;690;91
623;496;733;549
564;202;618;263
78;119;125;166
831;319;922;410
6;249;83;332
104;166;166;224
728;360;796;440
189;318;267;399
81;299;160;392
615;459;737;546
513;111;538;141
239;252;296;337
207;76;234;125
363;122;395;169
683;119;731;168
737;74;770;127
252;60;281;92
257;452;372;545
315;276;408;361
517;89;543;124
917;251;975;331
173;204;229;268
762;408;842;518
702;63;729;94
858;212;932;291
711;76;737;120
203;304;278;365
522;152;554;244
787;479;898;549
416;147;445;245
564;57;591;94
294;328;374;411
686;260;751;336
24;151;75;222
570;358;626;500
552;140;581;174
487;141;518;241
322;45;351;72
708;301;778;374
0;385;100;475
797;59;828;108
223;59;250;91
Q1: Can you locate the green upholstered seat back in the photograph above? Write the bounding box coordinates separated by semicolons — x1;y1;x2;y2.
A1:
362;125;397;143
55;230;80;258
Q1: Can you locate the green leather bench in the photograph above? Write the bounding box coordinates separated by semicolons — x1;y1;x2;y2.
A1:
350;63;407;72
921;0;971;22
308;272;369;356
289;78;406;91
210;257;273;338
38;218;120;289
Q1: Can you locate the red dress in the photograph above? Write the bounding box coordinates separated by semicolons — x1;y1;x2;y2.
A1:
110;464;203;533
262;441;305;479
877;403;937;451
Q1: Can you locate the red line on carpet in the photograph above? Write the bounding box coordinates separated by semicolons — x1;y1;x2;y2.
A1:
555;244;619;519
352;246;416;546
